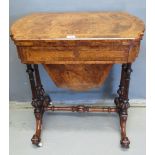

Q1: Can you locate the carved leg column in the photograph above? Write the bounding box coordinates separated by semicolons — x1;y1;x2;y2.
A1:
114;63;132;148
26;64;51;146
34;64;51;107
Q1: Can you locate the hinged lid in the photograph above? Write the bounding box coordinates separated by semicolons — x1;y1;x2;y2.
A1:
11;12;145;43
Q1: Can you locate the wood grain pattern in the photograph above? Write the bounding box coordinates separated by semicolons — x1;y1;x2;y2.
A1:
44;64;112;91
16;40;140;64
11;12;145;65
11;12;144;40
11;12;144;90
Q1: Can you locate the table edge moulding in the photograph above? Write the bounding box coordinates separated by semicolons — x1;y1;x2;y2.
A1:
10;12;145;148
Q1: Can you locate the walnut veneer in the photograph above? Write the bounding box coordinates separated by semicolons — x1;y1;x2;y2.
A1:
11;12;145;148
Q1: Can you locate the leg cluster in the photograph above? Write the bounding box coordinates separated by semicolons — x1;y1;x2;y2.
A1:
26;64;51;146
115;63;132;148
26;63;132;148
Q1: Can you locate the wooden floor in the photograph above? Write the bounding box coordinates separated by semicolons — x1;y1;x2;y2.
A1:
9;105;145;155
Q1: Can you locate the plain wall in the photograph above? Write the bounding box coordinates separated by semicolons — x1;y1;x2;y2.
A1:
9;0;146;103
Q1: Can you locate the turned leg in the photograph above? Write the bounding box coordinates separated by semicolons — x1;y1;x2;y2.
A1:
26;64;51;146
114;63;132;148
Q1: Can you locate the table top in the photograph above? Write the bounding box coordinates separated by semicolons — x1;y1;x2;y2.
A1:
11;12;145;41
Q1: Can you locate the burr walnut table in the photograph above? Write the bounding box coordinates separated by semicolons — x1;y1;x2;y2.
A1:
11;12;145;148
